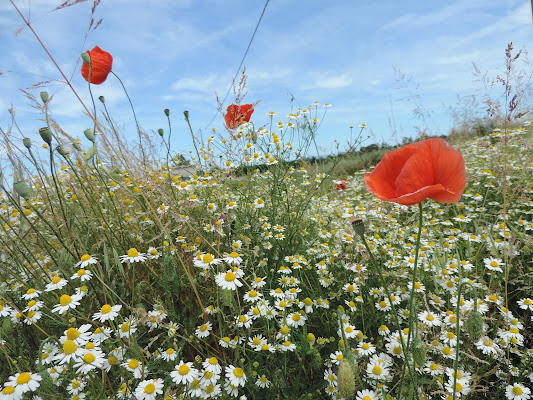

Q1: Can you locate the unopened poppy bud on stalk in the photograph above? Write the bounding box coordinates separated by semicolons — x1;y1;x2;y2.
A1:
39;127;52;145
81;52;91;65
40;91;49;104
23;138;31;149
57;146;70;157
183;110;188;119
338;360;356;399
158;129;164;137
84;129;95;143
466;310;484;342
99;96;105;104
164;109;170;117
14;180;31;199
352;219;365;238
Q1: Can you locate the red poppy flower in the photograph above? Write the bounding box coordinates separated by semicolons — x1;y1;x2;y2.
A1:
364;138;466;206
224;104;254;129
81;46;113;85
336;178;347;191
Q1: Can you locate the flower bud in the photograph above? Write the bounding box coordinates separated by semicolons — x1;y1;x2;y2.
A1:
183;110;189;119
412;338;426;367
57;146;70;157
338;360;356;400
72;142;81;151
14;180;31;199
40;91;49;104
2;317;12;335
466;310;483;342
164;109;170;117
99;96;105;104
352;219;365;238
23;138;31;149
83;145;98;161
39;127;52;145
81;52;91;66
84;129;95;143
221;289;233;307
158;129;164;137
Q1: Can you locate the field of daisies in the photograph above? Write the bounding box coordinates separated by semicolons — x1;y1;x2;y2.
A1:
1;46;533;400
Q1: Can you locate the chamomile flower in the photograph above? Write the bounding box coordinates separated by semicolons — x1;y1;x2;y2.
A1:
366;358;390;380
418;310;442;327
117;318;138;339
4;372;42;396
21;288;41;300
70;268;93;282
203;357;222;374
224;251;243;265
135;379;164;400
505;383;531;400
356;389;378;400
215;270;243;290
171;361;199;385
44;276;68;292
75;254;98;268
0;385;21;400
255;375;271;389
357;341;376;356
225;365;247;387
123;358;144;379
51;293;82;314
120;248;147;263
73;347;105;374
92;304;122;322
517;298;533;311
194;253;221;269
195;321;212;338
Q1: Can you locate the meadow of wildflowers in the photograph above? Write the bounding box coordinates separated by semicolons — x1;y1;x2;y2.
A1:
0;27;532;400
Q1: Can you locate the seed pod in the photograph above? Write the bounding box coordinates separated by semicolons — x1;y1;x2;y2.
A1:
57;146;70;157
40;91;49;104
23;138;31;149
83;145;98;161
14;180;31;199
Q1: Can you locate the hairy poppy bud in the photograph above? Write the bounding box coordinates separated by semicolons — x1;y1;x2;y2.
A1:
57;146;70;157
352;219;365;238
338;360;356;399
84;129;95;143
81;52;91;65
412;337;426;367
39;127;52;145
466;310;483;342
40;91;49;104
83;145;98;161
14;180;31;199
99;96;105;104
158;129;164;137
23;138;31;149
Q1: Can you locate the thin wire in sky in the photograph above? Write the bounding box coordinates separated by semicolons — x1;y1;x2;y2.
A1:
202;0;270;131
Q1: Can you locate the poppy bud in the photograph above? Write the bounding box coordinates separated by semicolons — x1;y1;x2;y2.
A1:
57;146;70;157
14;180;31;199
183;110;188;119
2;317;12;335
221;289;233;307
338;360;356;399
99;96;105;104
412;337;426;367
164;109;170;117
39;127;52;145
466;310;483;342
352;219;365;238
158;129;164;137
23;138;31;149
83;145;98;161
81;52;91;65
40;91;49;104
84;129;95;143
72;142;81;151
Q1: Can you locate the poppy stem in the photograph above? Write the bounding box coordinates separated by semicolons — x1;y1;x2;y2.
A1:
110;71;147;167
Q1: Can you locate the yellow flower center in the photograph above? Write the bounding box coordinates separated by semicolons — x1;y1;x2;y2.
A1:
83;353;96;364
225;272;236;282
63;340;78;355
144;383;156;394
101;304;112;314
372;366;382;375
513;387;523;395
51;276;61;284
229;251;239;258
128;359;139;369
81;254;91;262
209;357;218;365
16;372;31;384
2;387;15;395
59;294;72;306
179;364;190;375
233;367;244;378
203;254;214;263
127;248;139;258
77;269;86;276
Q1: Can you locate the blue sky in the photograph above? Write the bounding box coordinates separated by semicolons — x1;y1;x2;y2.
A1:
1;0;532;161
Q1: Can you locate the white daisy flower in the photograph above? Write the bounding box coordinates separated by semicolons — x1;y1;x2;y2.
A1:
215;270;243;291
195;321;212;338
73;347;105;374
4;372;42;395
356;389;378;400
92;304;122;322
170;361;199;385
123;358;144;379
225;365;247;387
193;253;221;269
51;293;83;314
120;248;147;263
44;276;68;292
135;378;164;400
21;288;41;300
203;357;222;374
505;383;531;400
70;268;93;282
75;254;98;268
